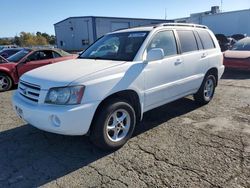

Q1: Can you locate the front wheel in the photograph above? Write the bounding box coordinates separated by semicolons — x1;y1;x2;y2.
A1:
0;73;12;92
194;74;216;105
90;99;136;151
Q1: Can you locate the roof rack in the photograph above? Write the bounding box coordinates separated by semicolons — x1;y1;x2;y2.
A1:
153;23;208;29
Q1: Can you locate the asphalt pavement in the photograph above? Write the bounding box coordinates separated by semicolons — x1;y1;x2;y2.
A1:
0;69;249;188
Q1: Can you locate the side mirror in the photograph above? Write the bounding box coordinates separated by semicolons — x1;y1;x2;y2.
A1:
146;48;164;62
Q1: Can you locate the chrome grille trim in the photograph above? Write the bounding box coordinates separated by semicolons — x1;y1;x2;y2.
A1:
18;80;41;103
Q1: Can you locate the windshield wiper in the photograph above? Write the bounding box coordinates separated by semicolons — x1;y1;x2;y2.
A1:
79;56;108;60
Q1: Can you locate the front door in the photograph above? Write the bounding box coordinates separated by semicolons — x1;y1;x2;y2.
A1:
17;50;54;78
144;30;185;110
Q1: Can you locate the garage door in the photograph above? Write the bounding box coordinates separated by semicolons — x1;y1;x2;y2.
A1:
111;22;130;31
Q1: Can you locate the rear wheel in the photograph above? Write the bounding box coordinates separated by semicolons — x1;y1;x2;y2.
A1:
194;74;216;105
0;73;12;92
90;98;136;151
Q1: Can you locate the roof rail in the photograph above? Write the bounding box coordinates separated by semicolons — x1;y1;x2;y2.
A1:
153;23;208;29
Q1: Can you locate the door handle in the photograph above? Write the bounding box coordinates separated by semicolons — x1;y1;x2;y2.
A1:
175;59;183;66
201;53;207;58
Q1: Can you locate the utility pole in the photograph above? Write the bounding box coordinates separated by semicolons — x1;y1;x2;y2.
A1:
221;0;223;12
165;8;167;20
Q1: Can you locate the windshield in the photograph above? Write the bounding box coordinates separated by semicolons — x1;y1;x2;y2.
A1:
79;31;149;61
231;38;250;51
7;49;31;63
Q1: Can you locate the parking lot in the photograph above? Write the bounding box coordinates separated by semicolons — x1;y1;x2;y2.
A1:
0;70;249;187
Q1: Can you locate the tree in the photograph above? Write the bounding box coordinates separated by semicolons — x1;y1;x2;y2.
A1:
48;35;56;45
14;36;20;46
0;38;12;45
36;32;55;45
18;32;48;46
35;35;48;45
0;31;55;46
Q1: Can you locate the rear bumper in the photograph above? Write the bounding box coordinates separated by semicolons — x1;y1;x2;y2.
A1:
218;65;225;79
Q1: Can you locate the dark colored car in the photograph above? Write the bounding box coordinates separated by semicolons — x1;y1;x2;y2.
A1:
224;37;250;70
0;48;23;58
231;34;245;41
0;45;17;51
0;48;77;91
215;34;231;52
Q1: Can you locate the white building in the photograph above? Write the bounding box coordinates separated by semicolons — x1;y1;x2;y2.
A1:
54;16;171;51
175;7;250;36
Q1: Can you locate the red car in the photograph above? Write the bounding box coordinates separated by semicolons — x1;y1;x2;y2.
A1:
224;37;250;70
0;48;76;91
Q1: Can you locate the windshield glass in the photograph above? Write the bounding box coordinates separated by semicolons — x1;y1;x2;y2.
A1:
231;38;250;51
79;31;149;61
7;49;31;63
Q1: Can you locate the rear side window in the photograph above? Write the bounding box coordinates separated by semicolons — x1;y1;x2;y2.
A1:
194;31;203;50
52;51;61;58
177;30;198;53
197;30;215;49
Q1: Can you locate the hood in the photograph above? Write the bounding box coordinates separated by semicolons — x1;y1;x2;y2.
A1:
21;58;126;89
224;50;250;59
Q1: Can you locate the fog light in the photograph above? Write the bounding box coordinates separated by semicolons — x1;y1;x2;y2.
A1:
50;115;61;127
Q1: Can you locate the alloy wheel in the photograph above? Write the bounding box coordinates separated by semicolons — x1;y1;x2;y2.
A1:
106;109;131;142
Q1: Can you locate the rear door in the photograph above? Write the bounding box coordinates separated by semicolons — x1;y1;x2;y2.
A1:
175;29;206;94
17;50;54;77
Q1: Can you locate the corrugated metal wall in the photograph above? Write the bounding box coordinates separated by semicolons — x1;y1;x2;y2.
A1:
202;9;250;36
94;18;164;39
55;17;94;51
175;9;250;36
54;17;167;51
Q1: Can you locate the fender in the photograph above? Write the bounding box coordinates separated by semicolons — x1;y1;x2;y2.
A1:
0;67;18;84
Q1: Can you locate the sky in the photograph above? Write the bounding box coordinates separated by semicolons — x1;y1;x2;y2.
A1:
1;0;250;37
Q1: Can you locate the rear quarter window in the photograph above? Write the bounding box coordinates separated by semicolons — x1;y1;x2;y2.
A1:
177;30;198;53
52;51;61;58
197;30;215;49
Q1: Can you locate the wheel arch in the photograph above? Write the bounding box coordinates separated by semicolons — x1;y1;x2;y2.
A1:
89;89;142;134
206;67;218;86
0;69;14;84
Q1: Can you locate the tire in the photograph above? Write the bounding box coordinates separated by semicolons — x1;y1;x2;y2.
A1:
90;98;136;151
0;73;12;92
194;74;216;105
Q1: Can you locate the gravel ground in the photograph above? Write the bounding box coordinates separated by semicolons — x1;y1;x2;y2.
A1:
0;70;250;188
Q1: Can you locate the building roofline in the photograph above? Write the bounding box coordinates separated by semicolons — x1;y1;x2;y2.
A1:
174;8;250;20
54;16;171;25
202;8;250;17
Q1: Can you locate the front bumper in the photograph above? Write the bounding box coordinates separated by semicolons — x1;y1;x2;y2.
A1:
12;92;99;136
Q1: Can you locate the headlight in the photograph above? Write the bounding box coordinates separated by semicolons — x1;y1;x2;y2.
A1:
45;86;85;105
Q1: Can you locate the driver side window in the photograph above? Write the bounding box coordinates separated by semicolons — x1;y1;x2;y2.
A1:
27;51;54;61
28;52;40;61
147;30;177;57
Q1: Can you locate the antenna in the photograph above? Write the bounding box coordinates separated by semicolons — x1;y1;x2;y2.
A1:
221;0;223;12
165;8;167;20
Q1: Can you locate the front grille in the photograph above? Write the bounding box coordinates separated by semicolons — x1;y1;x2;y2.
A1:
18;80;41;103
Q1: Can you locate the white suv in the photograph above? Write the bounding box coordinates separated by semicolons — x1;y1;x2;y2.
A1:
12;23;224;150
